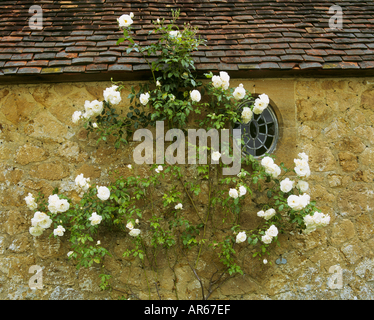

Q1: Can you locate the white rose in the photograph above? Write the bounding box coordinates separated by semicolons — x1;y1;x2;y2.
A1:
67;251;74;257
257;210;265;218
92;122;98;128
229;188;239;199
90;100;104;116
155;165;163;173
37;214;53;229
126;221;134;230
130;12;134;18
117;14;133;28
103;86;121;105
211;151;221;161
233;84;246;100
48;194;61;214
53;225;65;237
169;30;181;38
253;95;268;114
139;92;150;106
261;156;274;168
266;225;278;237
129;228;141;237
241;107;253;124
29;226;44;237
287;194;302;210
258;93;269;105
221;80;229;90
299;193;310;208
295;165;310;178
25;193;37;211
298;152;309;162
127;164;132;169
297;180;309;193
97;240;101;245
175;203;183;210
190;90;201;102
236;231;247;243
261;234;272;244
280;178;294;193
265;163;281;178
264;208;276;220
211;75;222;88
72;111;82;124
56;199;70;213
219;71;230;83
239;185;247;197
89;212;102;226
97;186;110;201
263;259;268;264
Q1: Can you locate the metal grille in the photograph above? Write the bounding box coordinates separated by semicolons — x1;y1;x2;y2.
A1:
233;99;279;158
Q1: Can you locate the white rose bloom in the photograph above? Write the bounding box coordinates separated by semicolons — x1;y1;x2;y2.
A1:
126;221;134;230
299;193;310;208
117;14;133;28
221;80;229;90
48;194;61;214
175;203;183;210
129;228;141;237
75;173;90;192
155;165;163;173
264;208;276;220
287;195;302;210
241;107;253;124
97;186;110;201
219;71;230;83
25;193;37;211
265;163;281;178
31;211;47;227
266;225;278;238
90;100;104;116
211;151;221;161
297;180;309;193
280;178;294;193
257;210;265;218
233;84;246;100
239;185;247;197
127;164;132;169
139;92;150;106
236;231;247;243
211;75;222;88
72;111;82;124
29;226;44;237
56;199;70;213
37;214;53;229
67;251;74;257
135;219;139;224
53;225;65;237
156;80;161;87
229;188;239;199
190;90;201;102
83;100;103;118
263;259;268;264
294;158;308;167
261;234;272;244
169;30;181;38
92;122;98;128
295;165;310;178
89;212;102;226
298;152;309;162
261;156;274;168
103;85;121;105
253;94;269;114
130;12;134;18
97;240;101;245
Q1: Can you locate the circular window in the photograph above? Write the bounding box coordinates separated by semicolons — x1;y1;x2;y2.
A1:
233;98;279;158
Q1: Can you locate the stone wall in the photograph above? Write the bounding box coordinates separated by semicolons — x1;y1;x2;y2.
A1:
0;77;373;300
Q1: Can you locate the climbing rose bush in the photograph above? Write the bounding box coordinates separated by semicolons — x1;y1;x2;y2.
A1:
24;9;330;299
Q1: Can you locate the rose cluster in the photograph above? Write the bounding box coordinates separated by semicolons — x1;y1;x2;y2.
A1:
257;208;277;221
303;211;330;235
229;185;247;199
211;71;230;90
261;225;278;244
126;220;141;237
72;85;121;124
29;211;52;237
75;173;90;196
260;156;281;179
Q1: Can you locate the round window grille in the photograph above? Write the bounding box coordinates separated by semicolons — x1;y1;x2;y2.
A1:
233;99;279;158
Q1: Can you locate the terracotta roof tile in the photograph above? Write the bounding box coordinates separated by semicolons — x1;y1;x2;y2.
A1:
1;0;374;80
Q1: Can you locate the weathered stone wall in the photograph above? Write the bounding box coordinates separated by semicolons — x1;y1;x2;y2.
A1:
0;77;373;300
